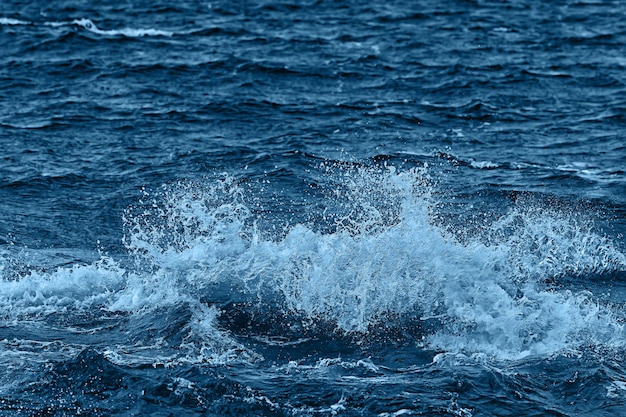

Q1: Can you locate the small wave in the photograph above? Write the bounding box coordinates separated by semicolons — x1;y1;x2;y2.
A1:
433;151;503;170
468;159;501;169
1;17;173;37
71;18;174;37
0;257;125;320
557;163;624;184
39;18;174;37
0;17;29;25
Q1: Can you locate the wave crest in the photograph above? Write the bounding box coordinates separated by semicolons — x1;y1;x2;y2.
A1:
117;165;626;359
3;164;625;361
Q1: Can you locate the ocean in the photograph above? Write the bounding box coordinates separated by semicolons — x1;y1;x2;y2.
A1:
1;0;626;415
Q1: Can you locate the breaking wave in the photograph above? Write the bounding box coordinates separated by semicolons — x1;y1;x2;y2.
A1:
2;164;625;363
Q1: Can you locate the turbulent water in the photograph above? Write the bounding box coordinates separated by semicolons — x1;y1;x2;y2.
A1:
2;0;626;415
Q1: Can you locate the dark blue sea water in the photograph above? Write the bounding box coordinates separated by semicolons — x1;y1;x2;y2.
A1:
2;1;626;415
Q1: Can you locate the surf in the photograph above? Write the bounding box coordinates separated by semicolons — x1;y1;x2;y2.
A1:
2;163;625;364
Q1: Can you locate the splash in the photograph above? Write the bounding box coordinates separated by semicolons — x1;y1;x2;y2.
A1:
118;164;626;359
2;164;625;362
0;257;125;320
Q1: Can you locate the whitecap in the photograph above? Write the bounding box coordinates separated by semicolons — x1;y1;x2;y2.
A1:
117;165;626;360
0;256;125;319
0;17;29;25
469;158;501;169
72;18;174;37
40;18;174;37
4;164;625;363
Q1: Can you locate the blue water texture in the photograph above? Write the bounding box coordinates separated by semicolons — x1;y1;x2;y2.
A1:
1;0;626;415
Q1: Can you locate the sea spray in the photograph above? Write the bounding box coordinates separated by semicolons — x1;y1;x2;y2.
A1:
2;164;624;365
117;164;626;359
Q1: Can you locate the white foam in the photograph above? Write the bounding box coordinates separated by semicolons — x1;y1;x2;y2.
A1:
378;410;414;417
40;18;173;37
117;167;626;360
557;163;623;184
73;18;173;37
2;165;625;362
71;18;174;37
469;158;501;169
0;18;173;36
0;18;29;25
0;257;125;319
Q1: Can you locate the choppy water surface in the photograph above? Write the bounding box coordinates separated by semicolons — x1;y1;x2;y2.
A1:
1;0;626;415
